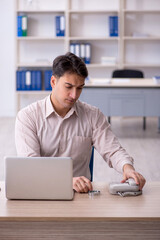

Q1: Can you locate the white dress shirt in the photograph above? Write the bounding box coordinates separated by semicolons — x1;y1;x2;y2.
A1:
15;95;134;179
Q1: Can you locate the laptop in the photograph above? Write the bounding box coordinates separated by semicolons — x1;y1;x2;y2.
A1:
5;156;74;200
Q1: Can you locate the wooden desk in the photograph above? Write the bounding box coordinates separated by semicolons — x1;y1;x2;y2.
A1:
0;182;160;240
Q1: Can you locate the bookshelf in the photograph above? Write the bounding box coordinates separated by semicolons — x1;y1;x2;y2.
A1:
15;0;160;110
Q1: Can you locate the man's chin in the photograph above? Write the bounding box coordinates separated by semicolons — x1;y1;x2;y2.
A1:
65;100;75;105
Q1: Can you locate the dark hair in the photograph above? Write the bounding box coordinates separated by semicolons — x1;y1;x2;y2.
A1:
52;52;88;79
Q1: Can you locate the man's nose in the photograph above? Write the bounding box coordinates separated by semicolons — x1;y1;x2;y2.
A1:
70;89;77;99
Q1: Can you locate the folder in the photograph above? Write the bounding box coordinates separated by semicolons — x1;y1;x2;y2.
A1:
17;16;22;37
85;43;91;64
22;16;27;37
60;16;65;36
25;71;31;90
45;70;52;91
80;44;85;62
70;43;75;54
109;16;118;37
16;71;22;90
75;44;80;57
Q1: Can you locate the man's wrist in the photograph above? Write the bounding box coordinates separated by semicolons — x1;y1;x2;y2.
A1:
123;164;135;172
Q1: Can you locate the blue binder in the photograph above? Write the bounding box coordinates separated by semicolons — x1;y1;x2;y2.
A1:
56;16;61;36
85;43;91;64
31;71;37;90
45;70;52;91
36;71;42;90
109;16;118;37
56;16;65;36
21;71;26;90
60;16;65;36
16;71;22;90
17;16;22;37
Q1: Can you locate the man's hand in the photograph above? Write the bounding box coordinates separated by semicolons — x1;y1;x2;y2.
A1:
73;176;93;193
121;164;146;190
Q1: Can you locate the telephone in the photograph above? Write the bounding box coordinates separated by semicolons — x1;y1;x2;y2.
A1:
109;178;142;197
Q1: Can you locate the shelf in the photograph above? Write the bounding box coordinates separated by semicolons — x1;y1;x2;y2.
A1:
68;10;119;14
17;62;52;67
124;63;160;68
123;10;160;13
17;10;65;13
69;37;119;41
16;63;118;68
17;36;65;41
124;37;160;40
16;91;50;95
86;63;118;68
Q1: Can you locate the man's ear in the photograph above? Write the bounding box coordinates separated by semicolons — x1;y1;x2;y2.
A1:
50;75;57;88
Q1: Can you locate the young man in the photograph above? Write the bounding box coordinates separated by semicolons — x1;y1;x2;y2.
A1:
15;52;146;193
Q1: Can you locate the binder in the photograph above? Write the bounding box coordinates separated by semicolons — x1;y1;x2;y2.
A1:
36;71;42;90
70;43;75;54
22;15;27;36
31;71;36;90
114;16;118;37
17;16;22;37
21;71;26;90
80;44;85;62
75;44;80;57
56;16;61;36
25;71;31;90
60;16;65;36
109;16;118;37
85;43;91;64
31;71;42;90
56;16;65;36
16;71;22;90
45;70;52;91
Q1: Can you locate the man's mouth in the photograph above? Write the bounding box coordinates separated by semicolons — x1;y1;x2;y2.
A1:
66;99;75;103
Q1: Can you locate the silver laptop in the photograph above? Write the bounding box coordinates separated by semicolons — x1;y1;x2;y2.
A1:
5;156;73;200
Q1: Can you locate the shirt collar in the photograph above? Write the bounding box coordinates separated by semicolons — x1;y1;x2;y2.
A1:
45;95;55;118
45;95;79;118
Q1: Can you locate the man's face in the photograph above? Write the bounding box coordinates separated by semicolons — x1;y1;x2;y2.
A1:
51;72;85;113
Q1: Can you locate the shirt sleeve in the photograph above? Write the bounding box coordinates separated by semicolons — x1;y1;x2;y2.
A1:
91;108;134;173
15;109;41;157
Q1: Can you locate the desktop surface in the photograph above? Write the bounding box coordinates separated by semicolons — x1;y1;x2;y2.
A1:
0;181;160;221
0;181;160;240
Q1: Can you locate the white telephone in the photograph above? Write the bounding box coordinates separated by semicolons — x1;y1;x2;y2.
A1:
109;178;142;197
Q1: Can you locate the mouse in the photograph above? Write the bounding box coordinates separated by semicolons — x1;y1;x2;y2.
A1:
126;178;139;186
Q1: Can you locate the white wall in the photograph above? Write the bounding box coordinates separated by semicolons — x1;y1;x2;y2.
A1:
0;0;15;117
0;0;160;117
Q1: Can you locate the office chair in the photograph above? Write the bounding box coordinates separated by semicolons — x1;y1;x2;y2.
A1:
89;147;94;182
111;69;146;130
112;69;144;78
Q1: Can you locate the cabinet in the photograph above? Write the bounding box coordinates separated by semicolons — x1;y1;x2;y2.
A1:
15;0;160;110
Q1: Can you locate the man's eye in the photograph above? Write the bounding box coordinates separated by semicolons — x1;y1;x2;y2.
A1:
66;86;72;89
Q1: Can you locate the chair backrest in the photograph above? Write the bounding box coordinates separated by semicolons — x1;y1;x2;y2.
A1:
112;69;144;78
89;147;94;182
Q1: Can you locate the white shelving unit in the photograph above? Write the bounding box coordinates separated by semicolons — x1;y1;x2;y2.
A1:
15;0;160;110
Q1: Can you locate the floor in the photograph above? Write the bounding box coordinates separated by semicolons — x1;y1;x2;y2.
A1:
0;117;160;183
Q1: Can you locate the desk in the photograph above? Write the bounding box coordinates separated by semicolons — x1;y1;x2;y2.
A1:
0;182;160;239
80;78;160;129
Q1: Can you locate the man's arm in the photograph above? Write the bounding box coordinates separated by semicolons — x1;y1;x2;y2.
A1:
90;108;146;189
15;109;41;156
122;164;146;190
